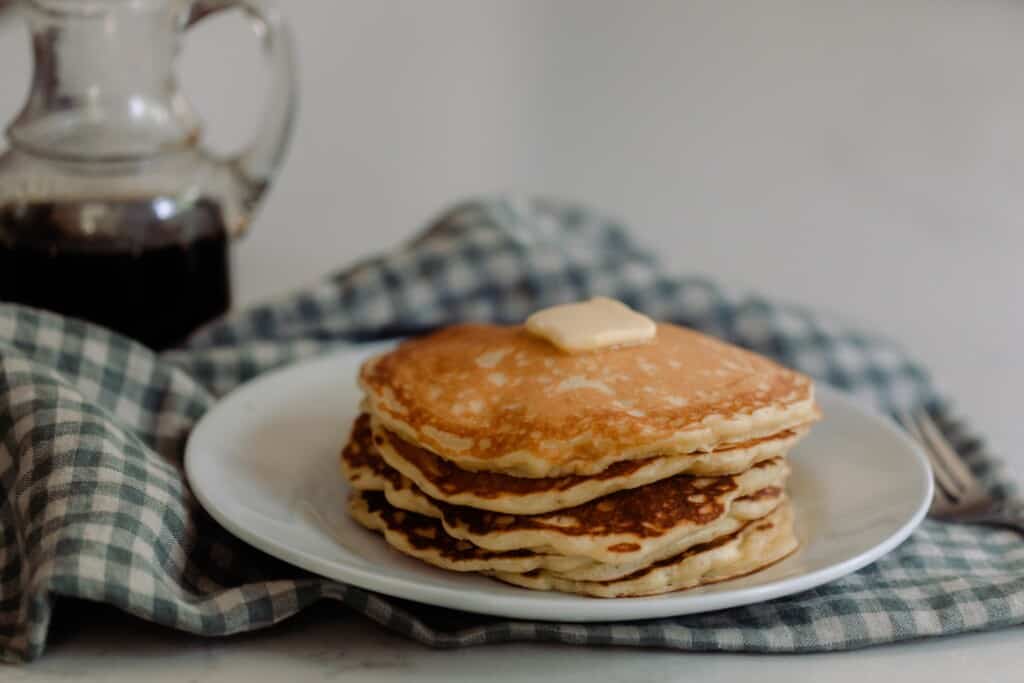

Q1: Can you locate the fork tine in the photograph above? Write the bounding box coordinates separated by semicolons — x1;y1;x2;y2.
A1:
897;410;964;502
913;409;985;498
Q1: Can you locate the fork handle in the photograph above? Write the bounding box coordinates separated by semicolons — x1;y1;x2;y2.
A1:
955;499;1024;533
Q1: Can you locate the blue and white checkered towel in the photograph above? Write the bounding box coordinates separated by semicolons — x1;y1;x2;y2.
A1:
1;197;1021;663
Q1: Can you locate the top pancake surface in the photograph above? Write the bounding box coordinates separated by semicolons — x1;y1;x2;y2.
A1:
360;322;815;477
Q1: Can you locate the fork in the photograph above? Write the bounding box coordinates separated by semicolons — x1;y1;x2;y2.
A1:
897;408;1024;533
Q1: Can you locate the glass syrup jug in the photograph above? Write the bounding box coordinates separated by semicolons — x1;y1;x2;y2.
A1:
0;0;296;349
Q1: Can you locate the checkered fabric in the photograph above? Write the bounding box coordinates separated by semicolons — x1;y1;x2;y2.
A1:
2;197;1021;663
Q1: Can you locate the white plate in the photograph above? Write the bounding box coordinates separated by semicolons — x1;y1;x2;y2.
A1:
185;343;932;622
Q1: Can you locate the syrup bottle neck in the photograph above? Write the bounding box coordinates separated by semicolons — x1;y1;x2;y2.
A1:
7;0;200;162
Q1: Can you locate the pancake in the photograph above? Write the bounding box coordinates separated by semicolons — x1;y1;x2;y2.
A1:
341;414;441;519
344;430;782;581
339;411;786;577
372;415;808;514
348;307;815;597
546;487;785;582
345;435;786;581
378;454;790;565
349;489;792;588
340;414;390;491
360;323;817;478
490;500;797;598
349;491;590;574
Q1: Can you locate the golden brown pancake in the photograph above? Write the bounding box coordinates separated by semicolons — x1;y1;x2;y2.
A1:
491;500;798;597
351;488;796;597
343;433;787;581
349;491;590;574
340;414;392;491
371;415;807;514
348;489;794;589
535;486;786;583
343;430;790;565
360;323;817;477
341;414;441;519
347;310;815;597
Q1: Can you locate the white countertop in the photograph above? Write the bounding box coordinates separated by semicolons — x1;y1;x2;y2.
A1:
10;602;1023;683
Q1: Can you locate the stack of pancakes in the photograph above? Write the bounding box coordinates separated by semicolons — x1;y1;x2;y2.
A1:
342;321;819;597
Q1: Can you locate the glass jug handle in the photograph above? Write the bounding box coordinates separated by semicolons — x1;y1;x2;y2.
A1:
185;0;297;226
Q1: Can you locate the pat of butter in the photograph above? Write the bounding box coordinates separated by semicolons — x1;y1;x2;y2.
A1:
525;297;656;353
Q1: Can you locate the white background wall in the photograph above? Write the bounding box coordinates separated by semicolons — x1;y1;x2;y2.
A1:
1;1;1021;476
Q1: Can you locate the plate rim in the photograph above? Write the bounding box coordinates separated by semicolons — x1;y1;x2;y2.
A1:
185;344;934;622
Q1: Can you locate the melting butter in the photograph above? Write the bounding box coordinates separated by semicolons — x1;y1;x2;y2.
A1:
525;297;656;353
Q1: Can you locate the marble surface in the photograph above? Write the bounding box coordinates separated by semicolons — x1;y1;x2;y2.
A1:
8;602;1023;682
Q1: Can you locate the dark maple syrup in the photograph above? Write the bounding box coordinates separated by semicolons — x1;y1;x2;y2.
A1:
0;196;231;350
